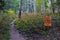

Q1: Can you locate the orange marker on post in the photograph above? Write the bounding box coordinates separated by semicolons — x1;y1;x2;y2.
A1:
43;14;52;30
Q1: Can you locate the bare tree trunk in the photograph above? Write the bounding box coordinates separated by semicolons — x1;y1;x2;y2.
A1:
26;0;29;13
41;0;45;13
33;0;37;14
18;0;22;18
51;0;55;14
19;10;21;18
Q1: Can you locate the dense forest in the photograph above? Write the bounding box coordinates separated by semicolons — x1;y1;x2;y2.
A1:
0;0;60;13
0;0;60;40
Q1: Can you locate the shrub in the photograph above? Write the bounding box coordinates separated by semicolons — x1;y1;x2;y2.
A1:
0;9;16;40
14;13;60;35
14;13;49;35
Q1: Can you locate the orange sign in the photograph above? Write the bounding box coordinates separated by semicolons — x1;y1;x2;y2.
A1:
44;16;52;27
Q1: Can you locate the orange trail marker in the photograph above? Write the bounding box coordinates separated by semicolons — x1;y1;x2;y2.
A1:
44;15;52;27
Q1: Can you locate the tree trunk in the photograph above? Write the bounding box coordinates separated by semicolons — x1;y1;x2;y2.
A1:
51;0;55;14
18;0;22;18
33;0;37;14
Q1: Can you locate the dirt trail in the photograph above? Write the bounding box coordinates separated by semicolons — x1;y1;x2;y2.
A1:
9;19;25;40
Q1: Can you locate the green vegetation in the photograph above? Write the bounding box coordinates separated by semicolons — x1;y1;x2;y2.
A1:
0;0;60;40
0;9;16;40
14;13;60;35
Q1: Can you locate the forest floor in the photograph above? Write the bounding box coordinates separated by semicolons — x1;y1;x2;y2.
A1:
9;19;60;40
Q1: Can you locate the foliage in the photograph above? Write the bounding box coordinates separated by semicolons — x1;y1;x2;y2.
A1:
0;13;10;40
4;0;19;10
0;9;16;40
14;13;49;35
14;13;60;35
